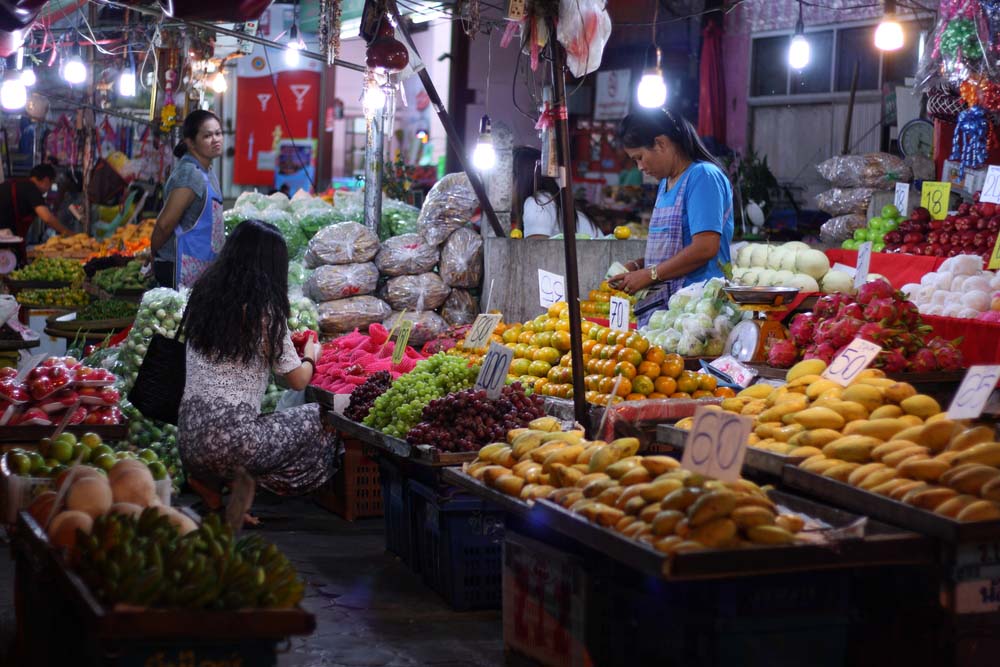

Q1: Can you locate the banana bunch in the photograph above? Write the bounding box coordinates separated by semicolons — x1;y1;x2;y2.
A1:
74;510;304;609
465;418;805;554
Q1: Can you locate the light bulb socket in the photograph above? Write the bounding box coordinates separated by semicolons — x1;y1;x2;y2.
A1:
290;23;299;42
478;114;492;137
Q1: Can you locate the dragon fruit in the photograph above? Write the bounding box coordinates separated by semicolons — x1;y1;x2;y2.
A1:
767;339;800;368
934;344;965;371
857;322;899;345
838;303;864;320
815;317;863;349
857;278;895;305
789;313;815;347
907;348;938;373
863;297;901;323
813;294;851;319
896;300;921;327
803;342;837;365
875;348;908;373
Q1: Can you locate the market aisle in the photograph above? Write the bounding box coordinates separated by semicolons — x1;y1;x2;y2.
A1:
0;493;503;667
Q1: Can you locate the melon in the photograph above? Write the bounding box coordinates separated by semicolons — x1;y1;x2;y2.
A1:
48;510;93;550
55;465;103;492
111;467;157;507
66;476;113;518
109;459;149;485
108;502;144;518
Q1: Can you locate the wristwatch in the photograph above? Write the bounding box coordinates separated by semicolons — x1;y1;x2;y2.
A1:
649;265;658;282
302;357;315;370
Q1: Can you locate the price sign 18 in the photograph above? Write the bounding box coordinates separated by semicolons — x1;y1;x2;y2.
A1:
990;233;1000;271
894;182;910;216
464;313;503;350
392;320;413;366
948;365;1000;420
854;241;872;290
920;181;951;221
474;342;515;399
822;337;882;386
538;269;566;309
982;165;1000;205
680;406;751;482
609;296;629;331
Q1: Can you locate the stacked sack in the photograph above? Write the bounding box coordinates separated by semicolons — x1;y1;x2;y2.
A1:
375;233;449;345
817;153;912;243
305;222;389;335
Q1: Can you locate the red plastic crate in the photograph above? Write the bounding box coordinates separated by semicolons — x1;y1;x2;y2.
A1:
314;438;383;521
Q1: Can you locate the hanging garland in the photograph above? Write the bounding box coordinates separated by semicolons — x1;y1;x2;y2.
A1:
940;18;985;60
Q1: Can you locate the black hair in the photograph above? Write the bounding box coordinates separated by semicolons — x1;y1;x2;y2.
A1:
30;164;56;181
184;219;291;366
511;145;587;233
617;108;726;174
173;110;221;159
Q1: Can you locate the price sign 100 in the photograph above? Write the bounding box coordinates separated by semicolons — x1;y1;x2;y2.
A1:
475;342;514;399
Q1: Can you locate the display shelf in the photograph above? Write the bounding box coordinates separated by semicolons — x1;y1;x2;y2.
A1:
440;467;532;518
655;424;805;476
0;424;128;444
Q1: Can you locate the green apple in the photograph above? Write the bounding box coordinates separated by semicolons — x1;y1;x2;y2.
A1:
868;217;885;231
873;242;886;252
71;443;91;463
147;461;168;481
853;228;869;242
27;451;44;473
883;220;899;232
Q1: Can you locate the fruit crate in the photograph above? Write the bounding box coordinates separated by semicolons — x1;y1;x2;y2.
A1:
379;456;420;570
314;437;383;521
409;479;505;611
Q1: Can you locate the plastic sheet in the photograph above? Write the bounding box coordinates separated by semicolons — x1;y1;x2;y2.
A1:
439;227;484;288
383;310;449;346
255;207;307;256
384;272;451;311
598;398;721;443
317;296;391;335
417;172;478;246
307;262;380;301
556;0;612;78
820;214;868;245
816;153;912;190
305;221;381;267
374;233;440;276
816;188;876;217
440;288;479;326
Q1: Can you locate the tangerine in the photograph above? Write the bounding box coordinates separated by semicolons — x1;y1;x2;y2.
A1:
648;392;667;399
534;347;561;364
517;331;535;345
626;393;646;401
581;320;594;335
534;378;549;393
591;343;605;359
582;339;597;355
654;376;677;395
670;392;691;399
548;302;569;319
555;319;570;332
637;361;661;379
502;327;520;344
613;361;637;379
676;371;700;394
627;335;650;354
661;358;684;379
597;327;612;344
632;375;654;395
533;331;553;348
559;353;573;368
598;376;617;394
585;375;602;391
528;360;553;377
645;347;666;365
714;387;736;398
617;347;643;367
613;378;632;397
692;390;714;399
697;374;718;392
585;390;599;403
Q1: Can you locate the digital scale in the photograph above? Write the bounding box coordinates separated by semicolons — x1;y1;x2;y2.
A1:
722;286;796;363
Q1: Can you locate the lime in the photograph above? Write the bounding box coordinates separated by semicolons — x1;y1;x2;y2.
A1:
35;466;52;477
138;448;158;463
26;452;44;473
50;439;74;464
71;443;91;463
147;461;167;481
91;445;114;460
80;432;102;448
54;432;77;448
93;454;116;472
7;452;31;476
38;438;53;459
114;451;131;460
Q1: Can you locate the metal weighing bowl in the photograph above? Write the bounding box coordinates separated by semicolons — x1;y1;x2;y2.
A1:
723;286;801;307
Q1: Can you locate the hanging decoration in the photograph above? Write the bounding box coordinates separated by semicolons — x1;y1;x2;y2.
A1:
951;104;990;173
319;0;343;64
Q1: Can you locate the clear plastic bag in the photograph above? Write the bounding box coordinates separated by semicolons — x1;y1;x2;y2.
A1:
256;207;308;256
295;200;339;240
556;0;612;78
816;153;911;190
417;173;478;246
381;198;421;239
234;191;271;211
304;221;380;267
307;262;380;301
317;296;392;334
816;188;875;217
288;259;309;286
385;272;451;311
374;233;440;276
384;310;448;346
439;227;483;288
820;214;869;244
441;288;479;326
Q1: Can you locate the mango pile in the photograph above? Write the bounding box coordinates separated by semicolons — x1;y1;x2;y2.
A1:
466;417;805;554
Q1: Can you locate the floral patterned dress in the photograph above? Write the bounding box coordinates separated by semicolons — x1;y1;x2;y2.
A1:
178;328;338;495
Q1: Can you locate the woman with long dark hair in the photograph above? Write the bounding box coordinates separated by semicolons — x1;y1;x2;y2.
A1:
178;220;337;528
150;110;225;288
609;108;734;326
512;146;602;239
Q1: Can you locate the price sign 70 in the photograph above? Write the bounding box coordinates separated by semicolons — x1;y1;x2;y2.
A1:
948;365;1000;420
822;337;882;386
475;342;514;399
609;296;629;332
681;407;751;482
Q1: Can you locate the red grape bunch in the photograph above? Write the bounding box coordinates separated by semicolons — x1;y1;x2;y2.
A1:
345;371;393;422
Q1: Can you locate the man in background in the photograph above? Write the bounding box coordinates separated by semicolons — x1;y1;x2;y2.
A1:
0;164;72;263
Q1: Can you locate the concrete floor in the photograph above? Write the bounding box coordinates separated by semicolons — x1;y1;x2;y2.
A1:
0;493;505;667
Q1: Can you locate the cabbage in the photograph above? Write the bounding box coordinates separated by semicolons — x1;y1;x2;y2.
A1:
662;330;682;351
796;249;831;280
695;299;719;318
667;293;692;311
677;333;705;357
680;313;713;336
648;310;670;329
821;269;854;294
702;279;724;301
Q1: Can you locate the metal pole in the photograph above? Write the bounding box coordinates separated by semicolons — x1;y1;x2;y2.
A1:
548;32;588;432
386;0;505;238
363;91;388;235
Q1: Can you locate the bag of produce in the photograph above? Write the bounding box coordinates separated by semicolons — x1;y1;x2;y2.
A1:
820;214;868;245
307;262;379;301
234;191;271;211
114;287;187;390
816;153;911;190
253;206;307;256
384;310;448;346
374;233;440;276
317;296;391;334
305;221;380;267
439;227;483;288
440;288;478;326
289;293;319;332
417;172;478;246
295;201;339;240
267;192;292;211
380;198;420;239
816;188;875;216
385;272;451;311
288;260;309;287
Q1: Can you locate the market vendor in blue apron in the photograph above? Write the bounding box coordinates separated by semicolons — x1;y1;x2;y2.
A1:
150;110;225;289
609;108;734;327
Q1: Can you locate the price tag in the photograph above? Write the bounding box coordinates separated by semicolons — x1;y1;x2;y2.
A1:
464;313;503;350
392;320;413;366
989;233;1000;271
609;296;629;331
822;337;882;386
831;262;857;278
538;269;566;309
474;342;514;399
894;182;911;216
709;356;757;387
15;353;46;383
982;165;1000;204
920;181;951;220
854;241;872;290
948;365;1000;420
954;578;1000;614
680;406;751;482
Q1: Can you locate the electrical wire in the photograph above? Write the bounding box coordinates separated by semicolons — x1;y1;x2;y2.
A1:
262;46;317;192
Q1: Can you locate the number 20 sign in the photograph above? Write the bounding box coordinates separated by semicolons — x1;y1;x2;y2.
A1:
681;407;752;482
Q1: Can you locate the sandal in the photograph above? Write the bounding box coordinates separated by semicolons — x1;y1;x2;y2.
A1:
188;475;224;511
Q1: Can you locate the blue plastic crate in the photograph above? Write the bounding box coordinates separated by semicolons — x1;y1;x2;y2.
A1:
378;458;418;571
409;480;504;611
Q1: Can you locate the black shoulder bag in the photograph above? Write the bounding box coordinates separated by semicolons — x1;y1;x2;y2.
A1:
127;307;189;425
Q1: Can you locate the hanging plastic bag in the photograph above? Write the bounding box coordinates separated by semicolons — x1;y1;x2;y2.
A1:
439;227;484;288
375;233;440;276
556;0;612;78
383;310;448;346
440;289;478;326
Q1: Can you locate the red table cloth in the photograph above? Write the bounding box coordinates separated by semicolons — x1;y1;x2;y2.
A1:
921;314;1000;366
824;249;947;290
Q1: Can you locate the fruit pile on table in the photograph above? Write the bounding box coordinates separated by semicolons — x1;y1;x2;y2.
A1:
10;257;85;284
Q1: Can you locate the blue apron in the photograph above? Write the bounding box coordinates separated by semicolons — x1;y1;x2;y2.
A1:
635;174;689;328
174;163;224;288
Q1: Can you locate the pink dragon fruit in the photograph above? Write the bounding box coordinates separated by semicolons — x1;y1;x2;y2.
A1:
862;297;901;323
895;300;921;327
838;303;864;321
928;336;963;350
767;339;800;368
875;349;908;373
891;332;924;354
907;348;939;373
789;313;815;347
978;311;1000;323
856;279;895;305
857;322;898;345
803;342;837;365
934;344;965;371
813;294;851;319
817;317;864;348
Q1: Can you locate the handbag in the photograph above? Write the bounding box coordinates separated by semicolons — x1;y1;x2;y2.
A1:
127;308;189;425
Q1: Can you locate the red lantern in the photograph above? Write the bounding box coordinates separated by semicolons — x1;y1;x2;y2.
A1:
365;20;409;73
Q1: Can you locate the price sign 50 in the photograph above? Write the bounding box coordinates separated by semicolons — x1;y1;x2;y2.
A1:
949;365;1000;420
822;337;882;386
474;342;514;399
609;296;629;331
681;407;751;482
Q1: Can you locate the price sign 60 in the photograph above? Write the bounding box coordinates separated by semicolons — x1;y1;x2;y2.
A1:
822;337;882;386
681;407;751;482
474;342;514;399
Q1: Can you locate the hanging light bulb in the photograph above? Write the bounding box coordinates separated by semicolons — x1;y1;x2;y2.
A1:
637;46;667;109
1;72;27;110
472;115;496;171
285;24;306;68
362;76;386;116
62;46;87;85
20;67;35;87
788;2;810;70
119;58;136;97
210;70;228;94
874;0;904;51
